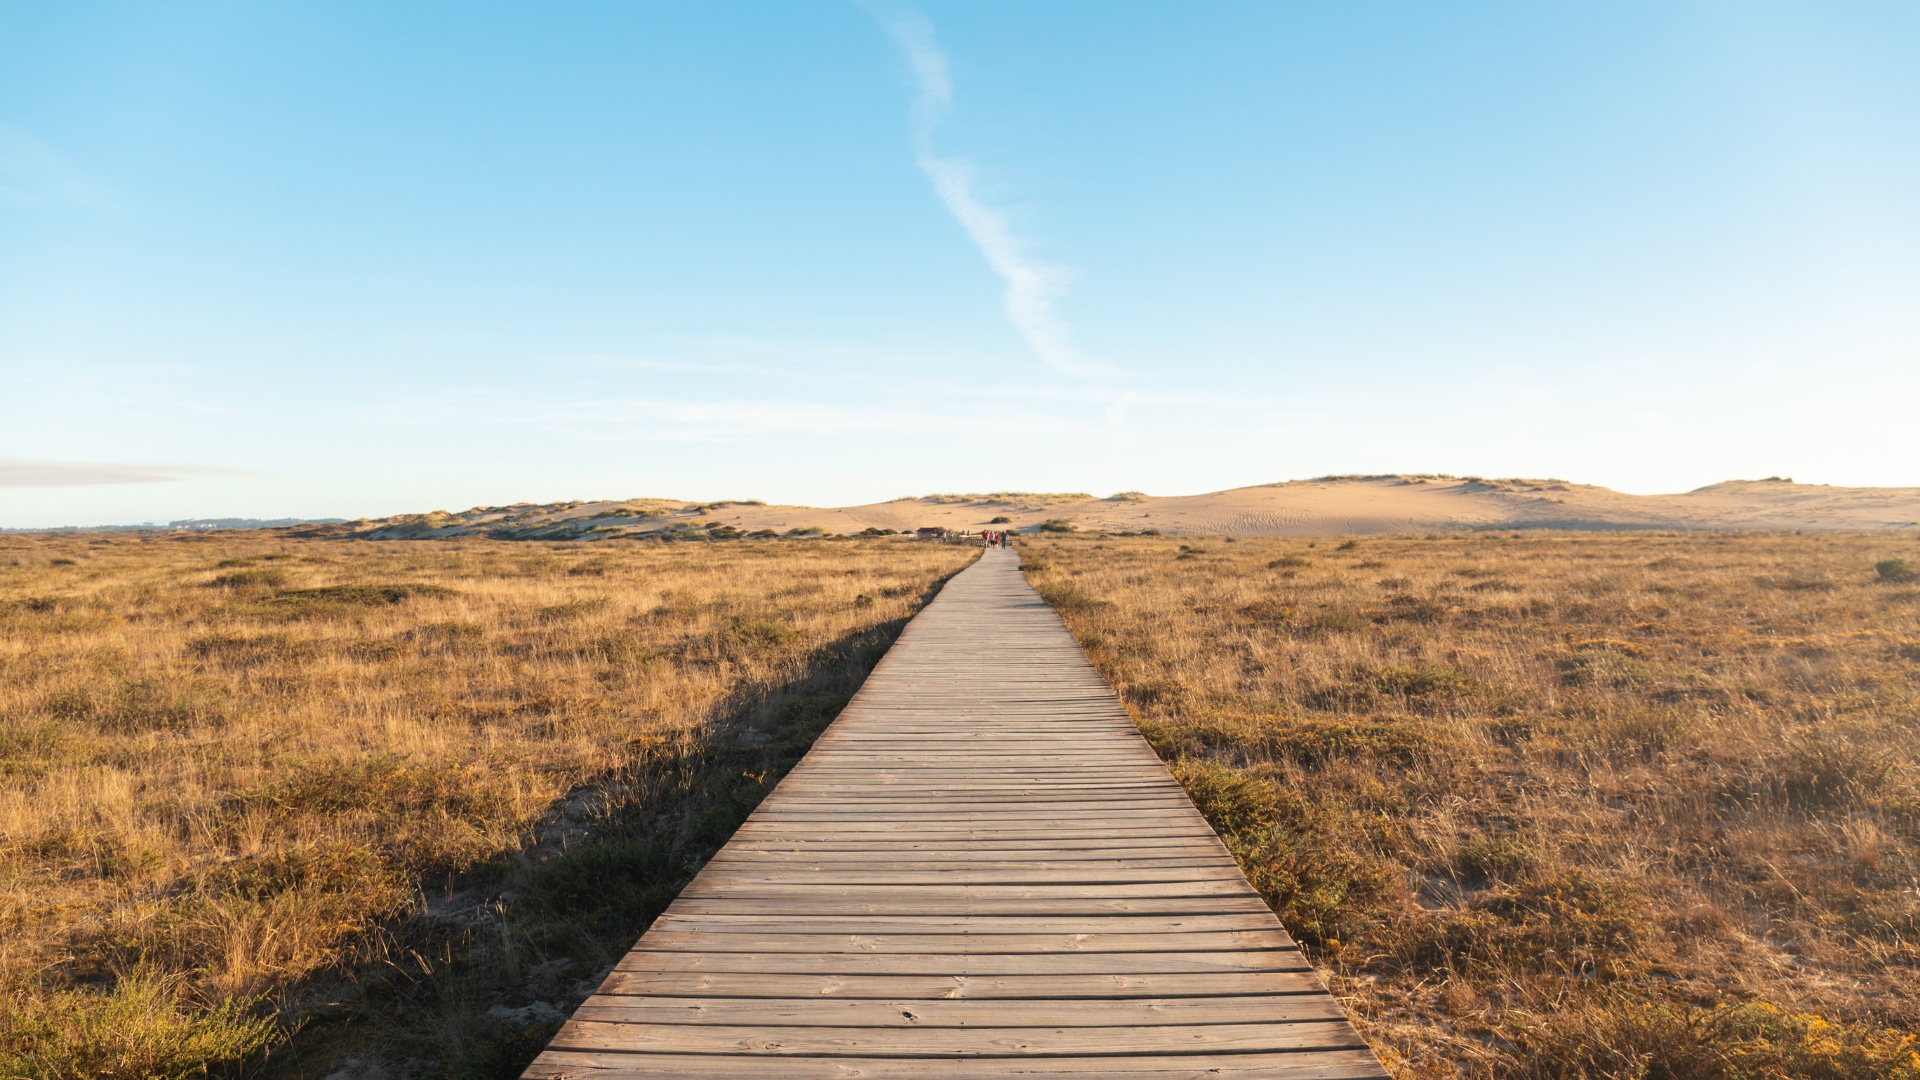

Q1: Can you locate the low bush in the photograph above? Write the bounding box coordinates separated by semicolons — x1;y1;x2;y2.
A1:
0;969;275;1080
1035;579;1107;614
208;568;289;589
1558;646;1651;688
271;582;455;607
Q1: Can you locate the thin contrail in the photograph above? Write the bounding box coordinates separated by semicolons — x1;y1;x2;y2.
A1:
870;6;1107;377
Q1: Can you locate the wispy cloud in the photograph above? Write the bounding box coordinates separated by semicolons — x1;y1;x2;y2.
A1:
0;460;219;487
0;123;116;213
869;6;1106;377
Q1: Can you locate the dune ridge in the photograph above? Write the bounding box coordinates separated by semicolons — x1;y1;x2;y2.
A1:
326;476;1920;542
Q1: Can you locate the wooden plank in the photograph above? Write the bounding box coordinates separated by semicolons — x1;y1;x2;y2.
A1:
729;826;1221;839
568;995;1350;1027
523;548;1383;1079
661;897;1278;917
547;1019;1365;1055
593;970;1337;999
527;1048;1389;1079
612;951;1311;976
700;856;1242;871
631;929;1300;953
650;914;1289;933
674;869;1254;886
715;837;1222;851
672;882;1264;900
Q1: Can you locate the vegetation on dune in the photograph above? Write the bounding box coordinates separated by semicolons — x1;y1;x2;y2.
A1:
0;533;976;1079
905;492;1094;509
1026;530;1920;1080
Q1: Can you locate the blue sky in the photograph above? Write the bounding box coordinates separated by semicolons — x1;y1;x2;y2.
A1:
3;1;1917;526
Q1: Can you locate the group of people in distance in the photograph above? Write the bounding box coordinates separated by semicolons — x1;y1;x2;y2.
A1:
983;530;1012;548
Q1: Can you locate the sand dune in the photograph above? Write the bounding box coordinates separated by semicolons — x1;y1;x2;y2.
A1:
339;476;1920;542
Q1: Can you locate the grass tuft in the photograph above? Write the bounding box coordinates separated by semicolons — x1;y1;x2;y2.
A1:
0;968;275;1080
270;582;456;608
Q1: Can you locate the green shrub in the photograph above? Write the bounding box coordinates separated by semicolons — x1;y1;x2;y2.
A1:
1382;595;1450;623
1038;519;1077;533
409;620;485;647
1240;599;1293;627
723;615;798;650
1304;608;1368;635
1559;647;1651;688
271;583;455;607
1505;999;1920;1080
0;968;274;1080
1455;835;1539;882
188;632;319;666
537;597;609;622
41;676;230;733
1762;574;1837;591
1265;715;1429;766
1876;558;1917;583
1778;738;1893;809
208;568;289;589
1171;760;1399;944
588;634;657;664
1374;663;1484;710
1036;580;1107;614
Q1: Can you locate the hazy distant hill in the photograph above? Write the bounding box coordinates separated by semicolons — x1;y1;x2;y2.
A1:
326;476;1920;542
2;517;348;534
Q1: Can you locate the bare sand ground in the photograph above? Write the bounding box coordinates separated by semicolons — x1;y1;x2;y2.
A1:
347;476;1920;541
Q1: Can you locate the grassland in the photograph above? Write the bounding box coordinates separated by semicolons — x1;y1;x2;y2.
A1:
1023;531;1920;1080
0;532;976;1079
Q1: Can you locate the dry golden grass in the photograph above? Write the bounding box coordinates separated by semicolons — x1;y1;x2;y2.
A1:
1024;531;1920;1080
0;531;976;1079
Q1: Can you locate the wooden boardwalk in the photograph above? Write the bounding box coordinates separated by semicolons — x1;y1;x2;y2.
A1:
525;547;1386;1079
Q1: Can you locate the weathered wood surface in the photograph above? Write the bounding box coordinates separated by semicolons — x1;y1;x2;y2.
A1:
525;547;1384;1079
